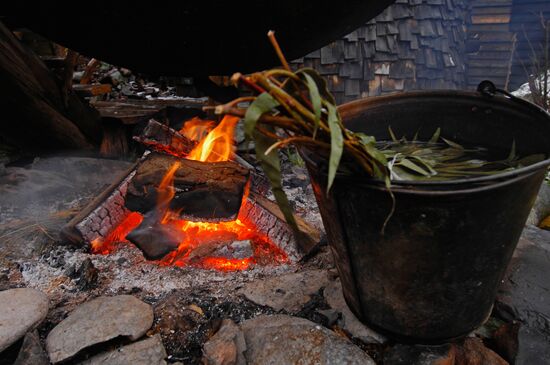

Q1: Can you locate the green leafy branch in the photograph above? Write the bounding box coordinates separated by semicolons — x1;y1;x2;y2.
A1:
204;31;390;236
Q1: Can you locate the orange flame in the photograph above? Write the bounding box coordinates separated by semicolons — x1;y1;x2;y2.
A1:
186;115;238;162
92;115;289;271
157;161;181;223
179;117;216;142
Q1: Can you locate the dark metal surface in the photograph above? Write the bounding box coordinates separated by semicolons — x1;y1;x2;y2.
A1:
5;1;394;75
306;90;550;342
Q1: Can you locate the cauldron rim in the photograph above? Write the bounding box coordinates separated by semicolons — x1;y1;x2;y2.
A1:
327;90;550;188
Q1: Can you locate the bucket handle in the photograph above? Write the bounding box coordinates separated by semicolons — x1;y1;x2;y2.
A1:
477;80;549;115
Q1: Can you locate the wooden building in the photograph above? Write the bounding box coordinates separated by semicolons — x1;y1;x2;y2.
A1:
292;0;550;104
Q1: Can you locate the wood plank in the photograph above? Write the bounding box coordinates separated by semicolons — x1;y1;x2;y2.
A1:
72;83;112;97
471;14;511;24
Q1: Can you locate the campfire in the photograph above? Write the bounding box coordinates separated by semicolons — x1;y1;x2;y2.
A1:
63;116;318;271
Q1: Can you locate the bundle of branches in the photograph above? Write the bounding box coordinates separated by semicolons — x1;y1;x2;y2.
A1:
205;31;389;236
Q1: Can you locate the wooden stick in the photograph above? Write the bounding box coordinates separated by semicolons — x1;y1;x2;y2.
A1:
267;30;291;72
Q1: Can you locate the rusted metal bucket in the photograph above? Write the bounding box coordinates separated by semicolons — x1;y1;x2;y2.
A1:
305;88;550;342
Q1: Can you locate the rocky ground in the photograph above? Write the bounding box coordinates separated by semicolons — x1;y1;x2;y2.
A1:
0;155;549;364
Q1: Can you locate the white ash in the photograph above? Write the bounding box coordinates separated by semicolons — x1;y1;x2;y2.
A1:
17;243;296;303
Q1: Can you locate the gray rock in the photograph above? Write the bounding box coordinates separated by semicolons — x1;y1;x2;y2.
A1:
0;288;49;352
324;279;386;344
46;295;154;363
527;183;550;226
493;322;550;365
383;343;454;365
238;270;330;312
78;334;167;365
240;314;375;365
13;330;49;365
203;319;246;365
495;233;550;333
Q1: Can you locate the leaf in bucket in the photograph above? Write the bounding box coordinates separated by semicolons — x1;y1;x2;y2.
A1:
429;128;441;143
326;103;344;193
442;137;464;150
244;93;279;139
517;154;546;167
388;126;398;142
398;158;431;176
507;140;516;161
300;72;322;138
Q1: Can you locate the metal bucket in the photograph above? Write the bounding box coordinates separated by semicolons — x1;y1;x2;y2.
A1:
304;88;550;342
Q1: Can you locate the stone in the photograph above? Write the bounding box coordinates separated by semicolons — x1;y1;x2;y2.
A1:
46;295;154;363
495;231;550;335
79;334;167;365
492;322;550;365
452;338;507;365
324;279;386;344
237;270;330;312
527;183;550;226
151;291;208;358
202;319;246;365
0;288;49;352
13;330;49;365
384;343;454;365
240;314;376;365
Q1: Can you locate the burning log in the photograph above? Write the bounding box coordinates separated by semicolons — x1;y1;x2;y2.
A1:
133;119;197;157
238;191;321;261
125;153;249;222
126;211;184;260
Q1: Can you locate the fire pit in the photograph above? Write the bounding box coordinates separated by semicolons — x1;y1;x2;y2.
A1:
61;116;320;271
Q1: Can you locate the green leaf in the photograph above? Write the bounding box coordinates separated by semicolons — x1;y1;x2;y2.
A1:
398;158;431;176
517;154;546;167
296;68;336;105
429;128;441;143
326;103;344;193
254;129;299;231
244;93;279;139
388;126;398;142
442;137;464;150
507;140;516;161
300;73;322;138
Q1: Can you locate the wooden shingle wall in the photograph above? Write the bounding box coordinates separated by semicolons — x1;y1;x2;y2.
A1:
291;0;469;104
509;0;550;90
465;0;516;90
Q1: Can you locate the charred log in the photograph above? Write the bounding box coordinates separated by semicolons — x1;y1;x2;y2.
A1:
126;211;184;260
133;119;196;157
125;153;249;222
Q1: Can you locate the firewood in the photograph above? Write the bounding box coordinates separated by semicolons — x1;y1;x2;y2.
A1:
72;84;112;97
80;58;100;85
125;153;250;222
133;119;196;156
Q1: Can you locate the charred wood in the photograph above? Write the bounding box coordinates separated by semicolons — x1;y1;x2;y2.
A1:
126;211;183;260
133;119;196;157
125;153;249;222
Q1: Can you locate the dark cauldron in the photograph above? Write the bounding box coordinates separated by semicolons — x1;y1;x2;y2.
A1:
305;89;550;342
5;1;394;75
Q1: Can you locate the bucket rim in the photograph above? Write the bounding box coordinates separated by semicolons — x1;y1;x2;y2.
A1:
329;90;550;188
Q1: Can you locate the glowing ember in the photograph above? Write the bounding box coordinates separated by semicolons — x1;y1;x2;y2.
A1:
91;116;288;271
91;211;143;254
